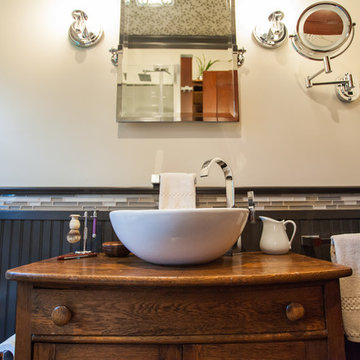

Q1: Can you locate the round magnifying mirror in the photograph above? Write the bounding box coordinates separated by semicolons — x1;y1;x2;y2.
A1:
292;2;353;60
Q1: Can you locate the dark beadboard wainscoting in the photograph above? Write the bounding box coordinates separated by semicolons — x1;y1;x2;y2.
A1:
2;208;360;345
0;210;119;343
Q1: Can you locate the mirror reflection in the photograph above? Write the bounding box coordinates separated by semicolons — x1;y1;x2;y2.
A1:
117;0;239;122
303;10;343;48
294;2;353;59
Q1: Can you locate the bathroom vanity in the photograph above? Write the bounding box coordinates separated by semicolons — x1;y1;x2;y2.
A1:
6;252;351;360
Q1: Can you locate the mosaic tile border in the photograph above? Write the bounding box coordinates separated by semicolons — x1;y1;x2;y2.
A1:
125;0;232;37
1;192;360;211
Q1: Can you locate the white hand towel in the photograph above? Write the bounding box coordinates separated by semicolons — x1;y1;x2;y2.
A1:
331;233;360;272
331;233;360;343
159;173;196;209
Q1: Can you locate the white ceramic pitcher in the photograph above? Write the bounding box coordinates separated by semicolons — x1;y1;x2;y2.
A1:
259;216;297;255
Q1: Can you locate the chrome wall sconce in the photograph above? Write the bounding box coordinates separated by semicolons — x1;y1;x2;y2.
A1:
290;2;358;102
69;10;103;48
253;11;287;48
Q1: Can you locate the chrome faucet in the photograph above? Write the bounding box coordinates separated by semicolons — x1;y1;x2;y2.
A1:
200;157;235;208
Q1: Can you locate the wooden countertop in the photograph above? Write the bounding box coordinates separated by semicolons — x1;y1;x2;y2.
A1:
5;252;352;287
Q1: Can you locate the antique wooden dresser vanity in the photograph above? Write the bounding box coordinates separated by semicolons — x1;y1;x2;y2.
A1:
6;252;351;360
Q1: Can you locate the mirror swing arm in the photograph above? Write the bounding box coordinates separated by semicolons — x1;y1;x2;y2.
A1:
290;2;359;102
290;24;356;92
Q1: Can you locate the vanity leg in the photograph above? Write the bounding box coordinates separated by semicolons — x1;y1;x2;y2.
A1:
15;282;33;360
324;280;346;360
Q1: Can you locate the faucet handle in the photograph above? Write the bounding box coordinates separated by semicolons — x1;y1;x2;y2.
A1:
247;191;256;223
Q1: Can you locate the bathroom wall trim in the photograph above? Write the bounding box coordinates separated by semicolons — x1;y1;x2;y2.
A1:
1;209;360;220
2;186;360;196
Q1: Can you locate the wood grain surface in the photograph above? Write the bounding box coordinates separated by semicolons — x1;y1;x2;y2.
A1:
8;252;352;360
31;284;325;336
5;252;352;287
32;331;328;345
324;280;346;360
183;342;308;360
15;282;32;359
33;343;174;360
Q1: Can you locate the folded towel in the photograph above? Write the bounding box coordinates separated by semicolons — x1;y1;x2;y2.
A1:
159;173;196;209
0;334;15;360
331;233;360;342
331;233;360;272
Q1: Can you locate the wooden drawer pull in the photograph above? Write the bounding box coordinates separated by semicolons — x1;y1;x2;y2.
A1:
286;302;305;321
51;305;72;326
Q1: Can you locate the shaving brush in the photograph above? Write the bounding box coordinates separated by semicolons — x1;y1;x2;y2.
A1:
67;214;81;244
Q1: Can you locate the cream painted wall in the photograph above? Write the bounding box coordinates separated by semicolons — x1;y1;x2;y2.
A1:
0;0;359;187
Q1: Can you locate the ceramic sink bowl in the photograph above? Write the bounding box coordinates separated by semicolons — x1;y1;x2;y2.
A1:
109;208;249;265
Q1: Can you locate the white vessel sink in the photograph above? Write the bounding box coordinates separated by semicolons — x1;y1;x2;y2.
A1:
109;208;249;265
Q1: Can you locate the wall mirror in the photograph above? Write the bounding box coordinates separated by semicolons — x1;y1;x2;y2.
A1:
116;0;239;122
290;2;358;102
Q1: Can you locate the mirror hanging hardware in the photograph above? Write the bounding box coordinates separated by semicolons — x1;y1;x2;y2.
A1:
253;10;287;48
234;46;246;67
69;10;103;48
109;46;122;67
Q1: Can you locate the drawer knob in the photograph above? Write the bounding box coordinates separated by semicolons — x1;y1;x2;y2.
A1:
286;302;305;321
51;305;72;326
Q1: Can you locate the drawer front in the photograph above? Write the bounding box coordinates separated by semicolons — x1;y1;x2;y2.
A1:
31;284;325;336
33;343;180;360
183;341;328;360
